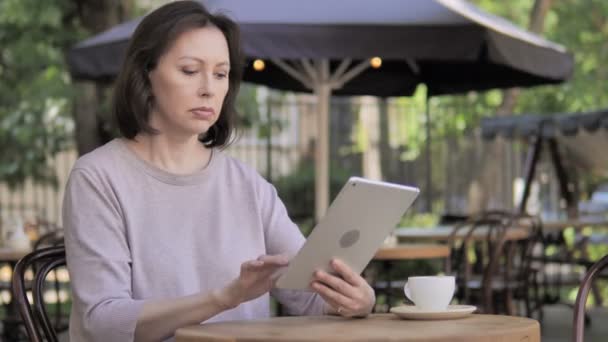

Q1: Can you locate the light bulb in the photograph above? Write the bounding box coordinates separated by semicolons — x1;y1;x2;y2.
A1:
253;59;265;71
370;57;382;69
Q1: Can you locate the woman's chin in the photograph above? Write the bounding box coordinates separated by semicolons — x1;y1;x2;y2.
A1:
187;122;213;137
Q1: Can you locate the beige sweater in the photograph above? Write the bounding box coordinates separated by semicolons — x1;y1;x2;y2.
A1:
63;139;325;342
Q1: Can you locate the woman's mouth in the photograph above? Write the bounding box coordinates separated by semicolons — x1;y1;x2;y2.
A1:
190;107;215;120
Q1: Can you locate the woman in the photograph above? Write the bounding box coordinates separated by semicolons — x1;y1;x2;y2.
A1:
63;1;375;342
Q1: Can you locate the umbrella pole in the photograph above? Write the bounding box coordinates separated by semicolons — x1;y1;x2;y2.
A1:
315;60;331;222
313;59;372;221
425;94;432;212
272;58;370;221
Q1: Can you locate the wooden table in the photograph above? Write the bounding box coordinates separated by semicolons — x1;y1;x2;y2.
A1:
0;246;31;262
395;226;530;243
374;244;450;260
541;219;608;232
175;313;540;342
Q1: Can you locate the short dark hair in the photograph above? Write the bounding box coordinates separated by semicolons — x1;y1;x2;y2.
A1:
112;0;243;147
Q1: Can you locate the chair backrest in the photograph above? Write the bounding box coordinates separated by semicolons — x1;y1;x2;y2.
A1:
573;254;608;342
446;211;512;313
508;213;543;281
12;245;67;342
33;230;64;250
446;210;542;315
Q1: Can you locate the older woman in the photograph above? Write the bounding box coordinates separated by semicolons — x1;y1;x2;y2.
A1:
63;1;375;342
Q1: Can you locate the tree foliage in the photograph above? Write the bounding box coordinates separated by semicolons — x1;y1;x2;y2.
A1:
2;0;608;189
0;0;84;188
473;0;608;114
390;0;608;159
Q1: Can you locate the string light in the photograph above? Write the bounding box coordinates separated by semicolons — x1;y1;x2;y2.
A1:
370;57;382;69
253;59;265;71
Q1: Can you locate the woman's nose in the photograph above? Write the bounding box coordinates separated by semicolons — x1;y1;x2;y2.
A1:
197;75;214;98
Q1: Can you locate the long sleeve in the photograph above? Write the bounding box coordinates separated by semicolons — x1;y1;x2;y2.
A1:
63;167;145;342
256;178;327;316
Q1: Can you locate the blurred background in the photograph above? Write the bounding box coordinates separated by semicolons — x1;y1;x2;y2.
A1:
1;0;608;340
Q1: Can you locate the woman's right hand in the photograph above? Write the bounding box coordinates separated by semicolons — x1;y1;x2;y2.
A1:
218;254;289;309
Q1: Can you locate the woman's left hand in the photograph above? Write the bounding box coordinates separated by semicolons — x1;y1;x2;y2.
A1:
310;259;375;318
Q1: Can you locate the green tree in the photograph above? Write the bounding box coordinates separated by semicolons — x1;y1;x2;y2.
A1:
0;0;84;188
521;0;608;112
472;0;608;114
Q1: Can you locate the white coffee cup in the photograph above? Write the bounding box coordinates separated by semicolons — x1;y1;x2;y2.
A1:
403;276;455;311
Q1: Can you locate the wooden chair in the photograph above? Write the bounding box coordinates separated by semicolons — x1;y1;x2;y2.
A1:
510;214;544;319
33;230;64;250
33;230;68;335
1;229;66;340
12;246;67;342
573;254;608;342
447;211;510;314
447;211;542;316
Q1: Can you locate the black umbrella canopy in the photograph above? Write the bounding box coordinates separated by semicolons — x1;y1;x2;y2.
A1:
68;0;575;220
481;110;608;141
68;0;574;96
481;110;608;176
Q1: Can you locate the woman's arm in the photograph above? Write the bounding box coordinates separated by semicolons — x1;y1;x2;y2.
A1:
65;167;289;341
134;255;289;341
134;288;231;341
256;179;329;315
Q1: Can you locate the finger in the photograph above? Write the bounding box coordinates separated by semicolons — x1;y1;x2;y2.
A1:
313;270;358;299
310;281;356;314
330;259;364;286
310;279;356;309
311;281;345;308
270;267;288;283
257;254;290;266
312;286;342;312
241;260;264;272
313;280;374;318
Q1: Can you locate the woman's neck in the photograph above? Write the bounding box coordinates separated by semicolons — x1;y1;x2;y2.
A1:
125;134;211;175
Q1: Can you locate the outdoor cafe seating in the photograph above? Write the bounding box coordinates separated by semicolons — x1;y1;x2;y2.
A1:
12;245;66;342
573;254;608;342
445;211;544;318
0;224;67;341
0;210;605;341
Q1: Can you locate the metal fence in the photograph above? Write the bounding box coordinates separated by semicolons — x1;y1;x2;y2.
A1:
226;94;534;217
1;94;563;227
0;149;78;227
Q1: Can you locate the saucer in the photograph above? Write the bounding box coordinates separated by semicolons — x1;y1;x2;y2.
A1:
390;305;477;320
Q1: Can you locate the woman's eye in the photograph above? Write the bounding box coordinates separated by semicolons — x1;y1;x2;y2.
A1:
215;72;228;79
181;69;197;75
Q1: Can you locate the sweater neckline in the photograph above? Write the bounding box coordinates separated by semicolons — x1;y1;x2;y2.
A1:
112;138;218;186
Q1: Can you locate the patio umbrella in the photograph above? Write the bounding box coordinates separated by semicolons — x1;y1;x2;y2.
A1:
481;110;608;213
67;0;574;220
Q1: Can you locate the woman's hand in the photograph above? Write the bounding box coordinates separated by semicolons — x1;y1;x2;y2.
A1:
218;254;289;309
310;259;376;318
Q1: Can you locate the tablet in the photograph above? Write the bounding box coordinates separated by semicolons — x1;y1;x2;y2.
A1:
275;177;420;290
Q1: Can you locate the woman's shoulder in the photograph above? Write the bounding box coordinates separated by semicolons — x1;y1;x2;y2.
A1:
70;139;124;178
215;150;274;192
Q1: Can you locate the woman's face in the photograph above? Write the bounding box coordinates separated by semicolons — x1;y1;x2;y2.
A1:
148;26;230;139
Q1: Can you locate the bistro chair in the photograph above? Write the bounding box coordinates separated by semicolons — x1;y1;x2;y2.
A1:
573;254;608;342
12;245;67;342
447;211;543;316
33;230;64;250
33;230;68;335
447;211;510;314
510;214;545;320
